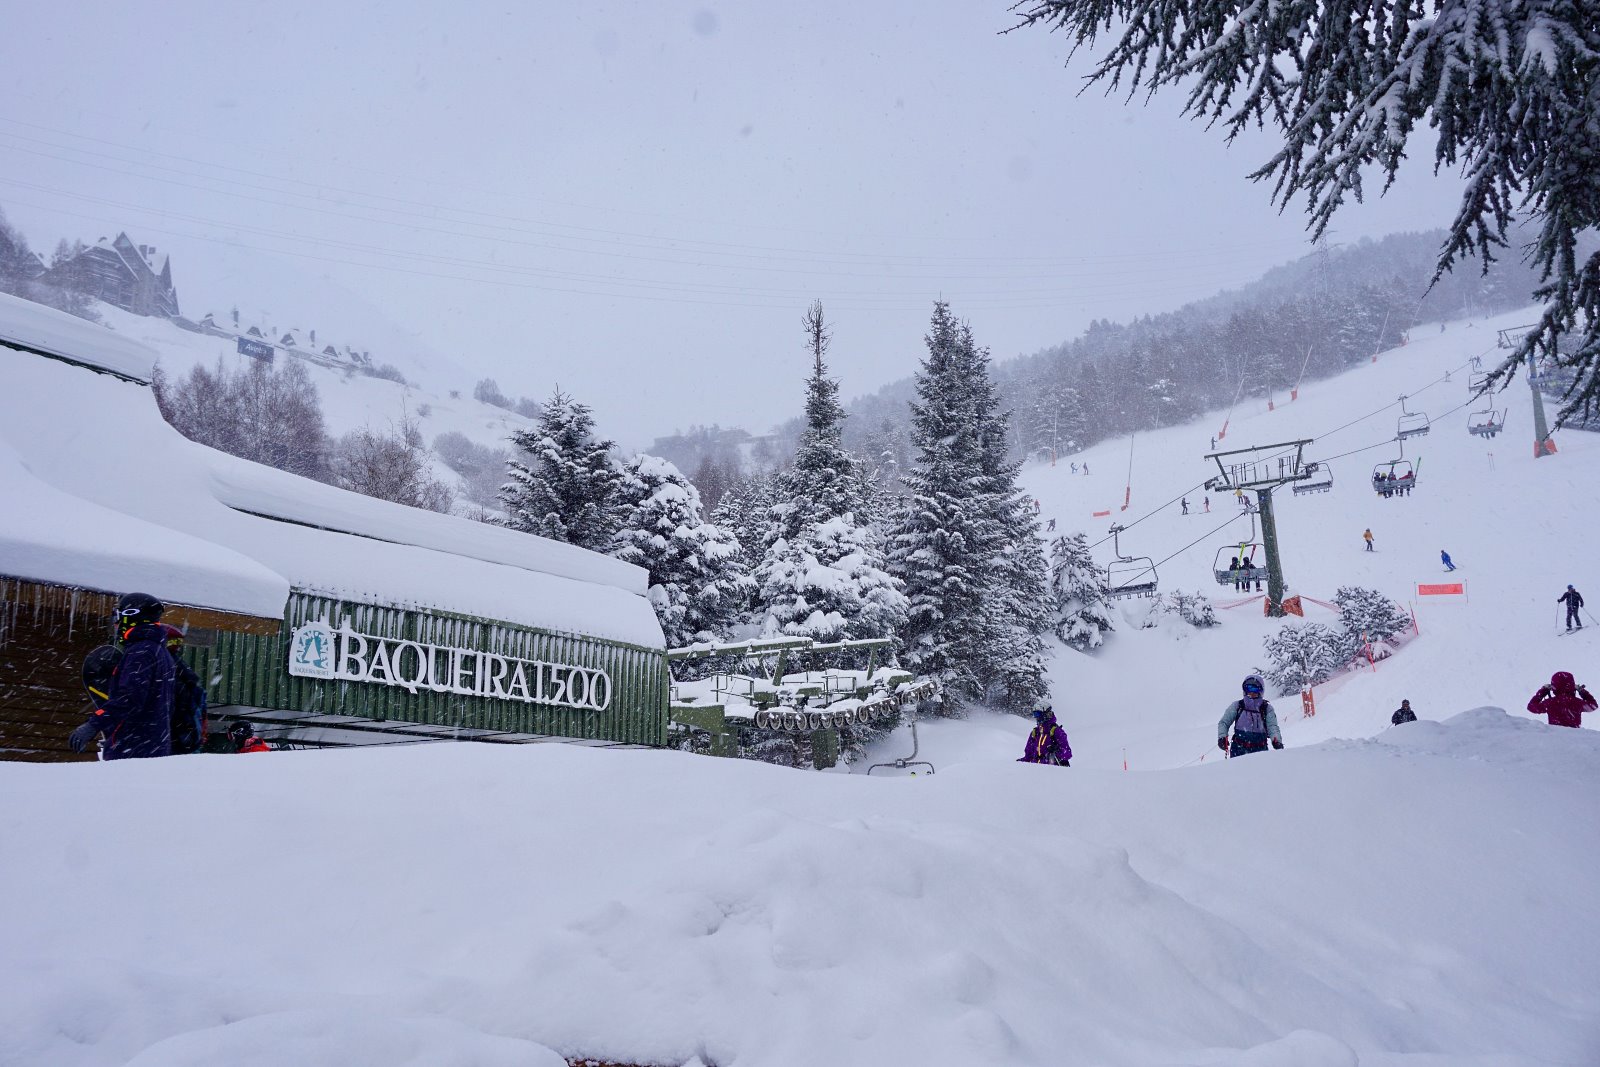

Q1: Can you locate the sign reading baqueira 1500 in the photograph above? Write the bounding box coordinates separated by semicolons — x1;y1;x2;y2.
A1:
287;620;612;711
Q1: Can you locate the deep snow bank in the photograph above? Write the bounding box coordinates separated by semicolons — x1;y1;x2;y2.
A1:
2;709;1596;1067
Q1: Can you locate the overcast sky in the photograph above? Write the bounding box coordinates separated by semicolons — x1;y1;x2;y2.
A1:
1;2;1464;448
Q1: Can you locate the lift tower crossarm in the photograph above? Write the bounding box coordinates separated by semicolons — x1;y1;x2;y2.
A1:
1200;439;1315;617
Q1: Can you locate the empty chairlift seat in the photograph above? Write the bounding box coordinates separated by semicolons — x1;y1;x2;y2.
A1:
1292;461;1333;495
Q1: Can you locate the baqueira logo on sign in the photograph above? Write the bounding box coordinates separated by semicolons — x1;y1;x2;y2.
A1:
287;621;612;711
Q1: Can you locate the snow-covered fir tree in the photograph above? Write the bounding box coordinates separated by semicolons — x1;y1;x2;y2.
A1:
887;302;1049;714
1333;585;1413;659
1049;532;1115;650
970;357;1051;710
1262;623;1346;696
611;454;752;647
711;473;779;571
755;302;904;647
500;388;622;551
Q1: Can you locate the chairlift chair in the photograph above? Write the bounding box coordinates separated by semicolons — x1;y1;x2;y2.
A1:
1396;394;1431;439
1104;523;1159;599
1467;409;1506;438
1212;543;1265;588
1468;372;1490;395
1291;460;1333;496
1371;459;1417;497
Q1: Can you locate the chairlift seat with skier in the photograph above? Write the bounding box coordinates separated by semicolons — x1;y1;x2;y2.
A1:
1212;544;1265;587
1371;459;1417;497
1291;461;1333;496
1467;409;1506;438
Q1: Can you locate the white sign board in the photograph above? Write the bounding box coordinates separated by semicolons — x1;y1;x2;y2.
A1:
288;621;612;711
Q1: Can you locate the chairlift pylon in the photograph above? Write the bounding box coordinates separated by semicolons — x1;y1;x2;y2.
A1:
1291;460;1333;496
1396;394;1431;439
1104;523;1158;599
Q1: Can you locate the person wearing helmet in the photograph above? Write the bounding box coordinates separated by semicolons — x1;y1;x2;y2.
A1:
1019;706;1072;766
227;720;272;754
1527;672;1596;728
1557;584;1584;631
1390;699;1418;726
1217;675;1283;757
159;624;208;755
67;592;176;759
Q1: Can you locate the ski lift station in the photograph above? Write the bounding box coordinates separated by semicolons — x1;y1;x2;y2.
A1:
0;294;931;766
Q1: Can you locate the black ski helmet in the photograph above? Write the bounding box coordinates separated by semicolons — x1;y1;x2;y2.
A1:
115;591;164;624
81;644;124;701
227;721;254;745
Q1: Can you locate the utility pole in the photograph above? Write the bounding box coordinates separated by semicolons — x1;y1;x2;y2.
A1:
1204;440;1315;617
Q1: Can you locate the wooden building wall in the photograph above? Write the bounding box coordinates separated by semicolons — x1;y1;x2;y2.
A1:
0;578;277;762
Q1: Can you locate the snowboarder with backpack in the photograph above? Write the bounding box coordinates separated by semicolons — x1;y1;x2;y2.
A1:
1217;675;1283;757
67;592;176;760
1526;672;1596;728
1391;699;1417;726
1019;706;1071;766
1558;585;1584;631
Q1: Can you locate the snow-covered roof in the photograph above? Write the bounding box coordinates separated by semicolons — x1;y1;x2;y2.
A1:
0;335;662;647
0;290;158;382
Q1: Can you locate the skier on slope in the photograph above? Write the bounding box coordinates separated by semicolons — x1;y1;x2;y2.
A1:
1019;706;1072;766
1557;584;1584;632
1526;672;1596;728
1441;550;1457;572
67;592;176;760
1217;675;1283;757
1391;699;1417;726
1363;528;1374;552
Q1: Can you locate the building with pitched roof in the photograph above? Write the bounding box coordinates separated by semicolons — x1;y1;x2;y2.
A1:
42;232;179;317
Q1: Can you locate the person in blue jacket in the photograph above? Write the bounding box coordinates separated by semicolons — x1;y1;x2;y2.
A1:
161;624;207;754
1441;550;1456;572
1217;674;1283;757
68;592;176;760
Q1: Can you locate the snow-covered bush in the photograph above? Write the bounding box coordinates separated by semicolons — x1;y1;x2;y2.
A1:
1262;623;1345;696
1168;589;1218;628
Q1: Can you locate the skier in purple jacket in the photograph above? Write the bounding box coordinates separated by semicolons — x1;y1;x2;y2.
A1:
1217;674;1283;757
1020;706;1072;766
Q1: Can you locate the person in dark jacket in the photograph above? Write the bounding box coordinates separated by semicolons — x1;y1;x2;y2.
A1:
1441;550;1456;572
1019;706;1071;766
1391;699;1417;726
68;592;176;760
1218;674;1283;757
1558;584;1584;631
160;624;207;755
227;720;272;754
1527;672;1596;728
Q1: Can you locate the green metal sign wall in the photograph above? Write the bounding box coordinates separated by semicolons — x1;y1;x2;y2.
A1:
187;591;668;745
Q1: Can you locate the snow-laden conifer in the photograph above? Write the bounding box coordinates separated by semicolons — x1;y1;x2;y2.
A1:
1262;623;1346;696
611;454;752;647
1049;532;1115;649
500;388;622;551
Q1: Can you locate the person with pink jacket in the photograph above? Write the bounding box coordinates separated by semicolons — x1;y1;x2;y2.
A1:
1527;672;1597;728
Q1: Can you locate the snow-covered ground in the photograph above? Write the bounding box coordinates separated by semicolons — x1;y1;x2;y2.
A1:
4;306;1598;1066
91;303;533;498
